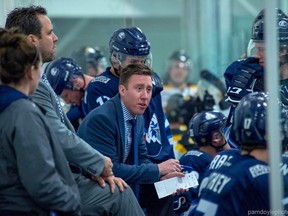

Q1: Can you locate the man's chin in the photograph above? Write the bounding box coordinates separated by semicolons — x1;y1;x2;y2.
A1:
42;54;56;63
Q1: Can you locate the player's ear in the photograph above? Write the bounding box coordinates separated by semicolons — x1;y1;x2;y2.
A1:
27;34;39;47
119;84;125;96
71;77;82;90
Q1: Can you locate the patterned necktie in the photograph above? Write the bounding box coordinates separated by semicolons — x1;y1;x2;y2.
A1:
124;119;134;162
42;74;65;123
129;119;140;200
129;119;137;165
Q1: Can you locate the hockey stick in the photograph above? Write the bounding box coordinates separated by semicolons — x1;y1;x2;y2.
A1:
200;70;231;110
200;70;227;94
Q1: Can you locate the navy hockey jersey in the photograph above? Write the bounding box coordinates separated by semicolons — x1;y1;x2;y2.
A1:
195;154;269;216
180;150;213;199
204;148;241;175
173;150;213;215
281;152;288;210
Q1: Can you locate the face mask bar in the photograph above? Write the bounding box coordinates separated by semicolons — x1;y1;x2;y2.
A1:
116;52;153;68
247;39;256;57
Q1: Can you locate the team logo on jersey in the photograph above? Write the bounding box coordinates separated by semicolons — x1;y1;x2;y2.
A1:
91;76;110;84
145;114;162;157
249;164;270;178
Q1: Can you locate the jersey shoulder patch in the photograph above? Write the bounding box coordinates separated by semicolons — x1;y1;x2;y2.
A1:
91;75;111;84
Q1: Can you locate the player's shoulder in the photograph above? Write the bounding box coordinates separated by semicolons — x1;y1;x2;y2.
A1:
207;149;240;171
183;149;208;157
86;71;118;95
89;69;116;85
181;150;212;164
229;155;269;180
217;148;241;157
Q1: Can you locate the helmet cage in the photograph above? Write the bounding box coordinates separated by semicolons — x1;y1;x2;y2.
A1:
111;51;152;68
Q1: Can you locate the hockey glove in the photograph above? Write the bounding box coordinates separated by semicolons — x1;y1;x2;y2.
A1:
225;57;264;104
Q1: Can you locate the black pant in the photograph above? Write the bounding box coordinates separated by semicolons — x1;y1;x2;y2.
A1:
139;184;174;216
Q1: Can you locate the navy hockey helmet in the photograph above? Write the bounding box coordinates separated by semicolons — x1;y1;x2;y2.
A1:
189;111;227;146
109;27;150;56
109;27;152;67
248;9;288;56
251;8;288;43
234;92;288;149
45;57;83;95
233;92;268;148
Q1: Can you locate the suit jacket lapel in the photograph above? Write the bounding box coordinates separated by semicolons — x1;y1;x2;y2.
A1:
112;94;126;163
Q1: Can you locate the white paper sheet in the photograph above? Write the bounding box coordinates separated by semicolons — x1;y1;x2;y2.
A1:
154;173;199;199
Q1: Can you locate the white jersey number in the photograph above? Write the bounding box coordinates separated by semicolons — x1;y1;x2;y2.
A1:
196;199;218;216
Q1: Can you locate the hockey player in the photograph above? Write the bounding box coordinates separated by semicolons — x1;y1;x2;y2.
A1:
45;57;94;129
224;8;288;147
194;92;288;215
81;27;178;215
174;111;229;215
161;50;197;108
45;57;88;107
71;46;108;77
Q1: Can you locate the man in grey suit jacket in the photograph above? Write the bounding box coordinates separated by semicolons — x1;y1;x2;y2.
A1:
5;5;144;216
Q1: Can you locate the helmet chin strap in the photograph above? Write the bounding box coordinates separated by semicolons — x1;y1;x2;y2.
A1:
80;74;86;91
210;140;227;152
280;60;286;67
110;56;121;77
113;65;121;77
280;57;288;67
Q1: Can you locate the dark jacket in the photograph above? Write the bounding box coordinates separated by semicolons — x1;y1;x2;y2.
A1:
78;94;160;185
0;85;80;214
